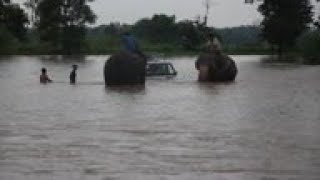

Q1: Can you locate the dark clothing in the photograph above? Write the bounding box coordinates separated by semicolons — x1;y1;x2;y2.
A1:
70;70;76;84
122;35;139;54
121;34;147;62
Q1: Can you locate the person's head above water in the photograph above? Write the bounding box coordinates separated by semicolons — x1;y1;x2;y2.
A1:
41;68;47;74
72;64;78;70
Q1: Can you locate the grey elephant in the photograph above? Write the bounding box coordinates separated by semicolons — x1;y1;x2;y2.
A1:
104;52;146;86
196;53;238;82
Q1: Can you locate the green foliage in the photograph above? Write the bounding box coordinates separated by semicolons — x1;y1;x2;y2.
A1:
37;0;96;54
0;0;28;41
37;0;61;51
133;14;178;43
131;14;222;50
216;26;261;46
258;0;313;59
3;5;29;41
176;20;202;50
85;21;265;55
0;0;28;54
1;9;267;55
0;0;11;8
315;16;320;29
86;35;119;54
24;0;39;26
298;30;320;64
0;25;19;54
91;15;216;51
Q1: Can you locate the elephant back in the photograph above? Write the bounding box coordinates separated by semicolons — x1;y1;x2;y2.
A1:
104;52;146;86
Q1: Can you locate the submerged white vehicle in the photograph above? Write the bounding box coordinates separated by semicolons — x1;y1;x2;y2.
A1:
146;61;177;77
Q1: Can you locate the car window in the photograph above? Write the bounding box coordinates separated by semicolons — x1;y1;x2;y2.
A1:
147;63;176;75
168;64;175;74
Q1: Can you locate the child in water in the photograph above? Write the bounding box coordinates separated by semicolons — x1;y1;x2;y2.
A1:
40;68;52;84
69;64;78;84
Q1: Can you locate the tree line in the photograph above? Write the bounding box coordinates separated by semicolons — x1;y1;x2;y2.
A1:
86;20;262;54
1;0;96;54
0;0;320;63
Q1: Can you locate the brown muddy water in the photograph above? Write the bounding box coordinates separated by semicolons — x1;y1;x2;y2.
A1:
0;55;319;180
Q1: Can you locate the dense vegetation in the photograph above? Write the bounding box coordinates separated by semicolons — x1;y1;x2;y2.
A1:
298;30;320;64
0;0;29;53
0;0;319;64
86;16;264;55
36;0;96;54
258;0;313;60
1;13;265;55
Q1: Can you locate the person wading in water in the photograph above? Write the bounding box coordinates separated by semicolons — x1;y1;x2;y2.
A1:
40;68;53;84
69;64;78;84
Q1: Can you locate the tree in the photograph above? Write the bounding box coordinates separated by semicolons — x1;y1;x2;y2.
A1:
37;0;96;54
37;0;62;52
133;14;177;43
0;0;29;41
0;0;28;54
177;20;220;50
258;0;313;60
24;0;40;27
0;0;10;9
298;30;320;64
315;14;320;29
104;22;121;35
3;4;29;41
176;20;202;50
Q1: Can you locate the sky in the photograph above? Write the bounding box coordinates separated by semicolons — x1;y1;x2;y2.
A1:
14;0;320;28
90;0;261;27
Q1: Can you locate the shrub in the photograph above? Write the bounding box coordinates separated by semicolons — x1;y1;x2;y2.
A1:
298;30;320;65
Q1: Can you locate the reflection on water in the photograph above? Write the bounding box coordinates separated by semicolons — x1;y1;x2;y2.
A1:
0;55;320;180
106;85;146;95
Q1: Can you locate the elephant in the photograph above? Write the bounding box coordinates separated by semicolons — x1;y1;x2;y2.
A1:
196;53;238;82
104;52;146;86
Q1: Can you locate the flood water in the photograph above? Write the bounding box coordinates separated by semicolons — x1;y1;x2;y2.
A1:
0;55;319;180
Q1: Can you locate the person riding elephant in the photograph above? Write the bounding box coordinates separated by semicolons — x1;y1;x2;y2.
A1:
204;33;222;54
104;52;146;86
121;32;147;63
196;33;237;82
104;32;147;86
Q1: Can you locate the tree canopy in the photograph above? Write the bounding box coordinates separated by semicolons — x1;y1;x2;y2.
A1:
37;0;96;54
0;0;319;58
0;0;29;41
258;0;313;59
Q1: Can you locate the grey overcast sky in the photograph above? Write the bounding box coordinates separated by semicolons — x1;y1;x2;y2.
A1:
14;0;320;28
90;0;261;27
